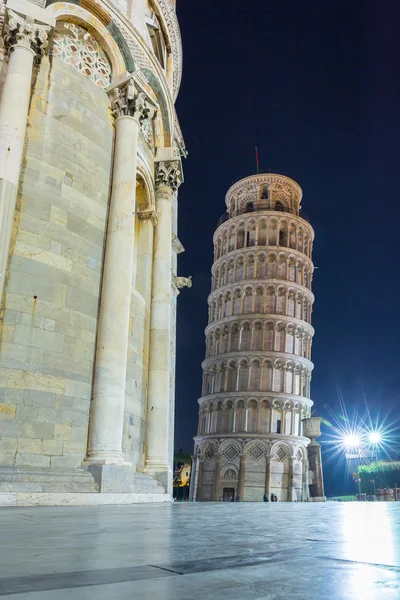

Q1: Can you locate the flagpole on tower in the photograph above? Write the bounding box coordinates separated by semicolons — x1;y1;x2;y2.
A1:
255;146;259;174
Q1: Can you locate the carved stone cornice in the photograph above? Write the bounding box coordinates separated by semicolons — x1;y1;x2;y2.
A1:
171;232;184;254
108;77;157;135
155;160;182;192
138;209;158;227
3;9;51;56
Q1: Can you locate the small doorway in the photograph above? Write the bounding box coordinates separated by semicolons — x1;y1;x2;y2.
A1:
222;487;235;502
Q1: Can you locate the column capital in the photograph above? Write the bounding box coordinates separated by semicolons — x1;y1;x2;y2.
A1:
3;9;52;56
137;208;158;227
155;160;182;192
108;77;157;133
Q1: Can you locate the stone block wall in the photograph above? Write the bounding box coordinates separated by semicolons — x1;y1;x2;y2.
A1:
0;55;113;469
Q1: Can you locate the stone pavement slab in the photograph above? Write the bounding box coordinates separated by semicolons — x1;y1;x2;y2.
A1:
0;502;399;599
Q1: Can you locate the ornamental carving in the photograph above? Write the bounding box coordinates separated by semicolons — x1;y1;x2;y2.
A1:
174;276;192;289
155;160;182;191
3;10;51;56
138;209;158;226
51;22;111;89
172;233;184;254
109;79;157;132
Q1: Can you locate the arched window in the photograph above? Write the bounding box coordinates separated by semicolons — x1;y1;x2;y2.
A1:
264;323;274;350
247;400;258;432
259;401;270;432
235;401;246;432
224;401;234;432
261;362;272;391
275;201;284;212
216;403;224;433
258;221;267;245
254;287;264;313
241;323;251;350
230;325;240;351
224;293;232;318
233;290;241;315
246;202;254;212
227;260;235;283
221;327;229;353
238;361;249;391
237;225;245;249
252;321;263;349
260;185;269;200
245;256;255;279
52;22;112;88
244;288;253;313
249;361;261;390
227;362;238;391
235;258;244;281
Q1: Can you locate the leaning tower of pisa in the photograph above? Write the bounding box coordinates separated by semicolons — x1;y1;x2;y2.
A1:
190;173;322;502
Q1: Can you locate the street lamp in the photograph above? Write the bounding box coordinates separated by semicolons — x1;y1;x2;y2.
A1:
368;431;382;445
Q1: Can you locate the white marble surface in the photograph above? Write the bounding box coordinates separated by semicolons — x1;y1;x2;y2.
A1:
0;502;399;598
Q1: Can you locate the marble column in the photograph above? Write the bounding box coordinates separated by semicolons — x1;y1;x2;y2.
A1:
214;453;222;501
287;457;294;502
238;454;246;501
264;456;272;499
302;458;309;501
302;417;325;501
85;79;156;490
196;457;204;501
307;443;325;500
188;456;196;501
0;8;53;301
145;159;182;491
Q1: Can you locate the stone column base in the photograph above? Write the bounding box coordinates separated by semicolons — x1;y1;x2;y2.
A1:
144;462;170;492
308;496;326;502
84;464;135;493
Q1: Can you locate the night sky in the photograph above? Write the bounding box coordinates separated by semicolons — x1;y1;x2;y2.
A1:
174;0;400;495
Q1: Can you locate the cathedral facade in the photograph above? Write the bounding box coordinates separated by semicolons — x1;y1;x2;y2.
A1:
0;0;189;504
190;173;325;502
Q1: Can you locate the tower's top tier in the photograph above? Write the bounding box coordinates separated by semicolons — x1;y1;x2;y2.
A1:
225;173;303;219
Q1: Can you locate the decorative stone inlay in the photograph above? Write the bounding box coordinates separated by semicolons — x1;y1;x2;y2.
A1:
4;9;51;56
223;444;239;461
248;444;265;461
155;160;182;191
174;276;192;290
275;446;288;462
205;445;216;461
51;22;111;88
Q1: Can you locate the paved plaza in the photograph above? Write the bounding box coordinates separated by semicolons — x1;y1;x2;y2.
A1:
0;502;399;599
